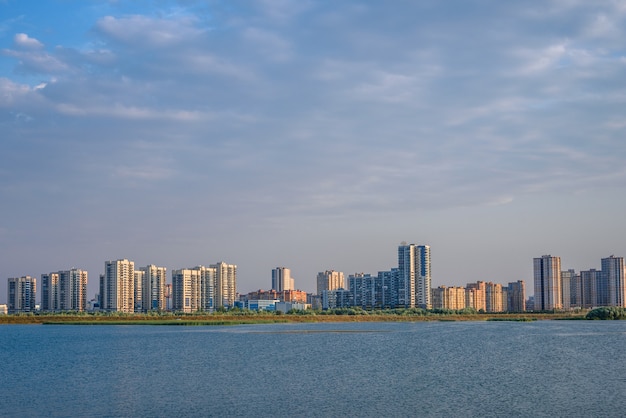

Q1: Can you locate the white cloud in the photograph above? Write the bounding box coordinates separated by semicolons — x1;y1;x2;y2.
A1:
0;77;47;107
13;33;44;49
55;102;208;121
0;78;29;104
2;47;71;74
94;15;205;48
0;2;624;214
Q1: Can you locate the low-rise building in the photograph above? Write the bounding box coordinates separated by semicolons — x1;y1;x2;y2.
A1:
241;289;308;304
321;289;351;309
275;302;310;313
245;299;281;311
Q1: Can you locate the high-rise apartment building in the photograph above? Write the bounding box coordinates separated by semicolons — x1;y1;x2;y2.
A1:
172;262;236;311
580;269;600;308
397;244;415;308
507;280;526;312
601;256;626;308
378;269;399;308
568;271;582;308
561;269;577;308
172;268;199;313
533;255;562;311
501;287;509;312
171;266;215;313
466;281;487;312
349;273;380;309
41;272;59;312
485;282;503;313
432;286;466;310
431;287;443;310
65;269;88;312
416;245;431;309
316;270;345;294
7;276;36;314
41;269;87;312
560;270;571;310
141;265;167;312
213;262;237;308
100;259;135;313
398;243;431;309
134;269;144;313
272;267;295;292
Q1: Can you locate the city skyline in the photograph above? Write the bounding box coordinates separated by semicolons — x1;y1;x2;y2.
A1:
8;250;625;314
2;1;626;303
3;248;625;307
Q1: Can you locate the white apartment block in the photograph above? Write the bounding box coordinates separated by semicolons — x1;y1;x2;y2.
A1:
41;269;88;312
100;259;135;313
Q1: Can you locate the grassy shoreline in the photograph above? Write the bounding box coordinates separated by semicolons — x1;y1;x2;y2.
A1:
0;311;588;325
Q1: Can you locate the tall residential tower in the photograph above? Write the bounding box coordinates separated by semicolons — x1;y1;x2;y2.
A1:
41;269;87;312
272;267;295;292
171;266;215;313
214;262;237;308
533;255;562;311
317;270;345;294
141;265;167;312
7;276;36;314
100;259;135;313
398;243;431;309
601;256;626;308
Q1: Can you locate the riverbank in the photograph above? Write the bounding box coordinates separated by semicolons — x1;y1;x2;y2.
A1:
0;311;588;325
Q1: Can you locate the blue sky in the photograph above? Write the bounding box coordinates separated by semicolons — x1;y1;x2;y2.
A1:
1;0;626;303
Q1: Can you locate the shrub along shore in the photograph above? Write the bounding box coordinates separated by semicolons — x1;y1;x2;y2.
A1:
0;307;610;325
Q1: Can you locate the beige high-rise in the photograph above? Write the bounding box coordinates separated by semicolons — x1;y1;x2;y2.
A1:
213;262;237;308
42;269;87;312
101;259;135;313
172;266;215;313
141;265;167;312
317;270;345;295
272;267;295;292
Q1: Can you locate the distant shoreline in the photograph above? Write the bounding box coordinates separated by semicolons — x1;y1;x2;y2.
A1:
0;311;589;325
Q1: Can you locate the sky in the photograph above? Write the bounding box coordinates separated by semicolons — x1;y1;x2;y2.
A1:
1;0;626;303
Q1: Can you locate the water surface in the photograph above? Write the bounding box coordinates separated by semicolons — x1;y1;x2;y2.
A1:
1;321;625;417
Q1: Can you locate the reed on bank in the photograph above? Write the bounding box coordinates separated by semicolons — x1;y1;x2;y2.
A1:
0;307;588;325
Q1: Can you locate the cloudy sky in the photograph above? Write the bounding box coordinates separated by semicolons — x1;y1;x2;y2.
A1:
1;0;625;303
